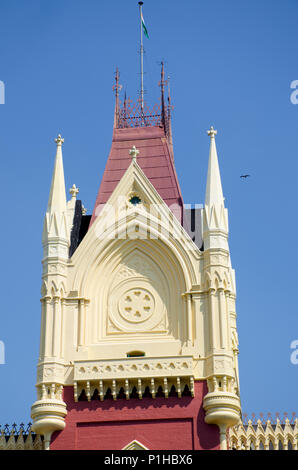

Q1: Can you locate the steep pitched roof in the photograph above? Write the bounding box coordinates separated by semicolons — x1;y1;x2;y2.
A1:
89;125;184;226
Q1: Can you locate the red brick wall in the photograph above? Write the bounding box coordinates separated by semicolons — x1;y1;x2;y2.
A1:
51;381;219;450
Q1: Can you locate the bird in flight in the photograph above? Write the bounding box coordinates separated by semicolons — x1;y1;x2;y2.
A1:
240;174;250;179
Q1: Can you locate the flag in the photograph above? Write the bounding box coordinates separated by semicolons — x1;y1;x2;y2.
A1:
141;11;149;38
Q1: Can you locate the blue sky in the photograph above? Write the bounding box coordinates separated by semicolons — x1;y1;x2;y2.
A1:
0;0;297;424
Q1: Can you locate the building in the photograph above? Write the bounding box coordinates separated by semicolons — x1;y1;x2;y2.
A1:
29;63;243;451
0;61;295;451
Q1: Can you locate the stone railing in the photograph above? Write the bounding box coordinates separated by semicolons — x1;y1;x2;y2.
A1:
74;356;194;401
229;414;298;450
74;356;193;380
0;424;43;450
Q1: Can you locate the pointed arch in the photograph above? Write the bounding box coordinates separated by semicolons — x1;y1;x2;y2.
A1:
223;271;230;289
50;280;59;296
204;271;212;290
41;280;48;297
68;233;191;349
258;438;265;450
96;242;186;341
122;440;149;450
59;281;67;297
70;179;202;294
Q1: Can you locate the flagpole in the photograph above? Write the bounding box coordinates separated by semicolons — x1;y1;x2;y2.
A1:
138;1;144;114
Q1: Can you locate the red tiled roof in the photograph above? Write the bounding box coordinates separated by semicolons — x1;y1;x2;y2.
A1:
89;125;184;227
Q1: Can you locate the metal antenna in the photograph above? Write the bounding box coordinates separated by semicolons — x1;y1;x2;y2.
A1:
158;61;168;130
112;67;122;128
138;2;144;113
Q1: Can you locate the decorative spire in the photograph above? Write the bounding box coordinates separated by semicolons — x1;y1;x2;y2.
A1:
113;67;122;128
159;61;167;130
167;74;174;155
205;126;224;209
129;145;140;162
47;134;67;213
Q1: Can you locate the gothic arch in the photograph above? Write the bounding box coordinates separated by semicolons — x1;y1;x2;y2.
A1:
223;271;230;290
50;280;58;296
70;204;199;295
41;280;48;297
203;271;212;290
122;440;149;450
84;240;188;343
59;281;67;295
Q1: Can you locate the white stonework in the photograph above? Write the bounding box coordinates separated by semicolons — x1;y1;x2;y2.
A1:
31;135;241;450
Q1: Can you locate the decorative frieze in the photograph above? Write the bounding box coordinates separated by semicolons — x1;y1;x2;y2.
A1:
73;356;194;401
74;356;193;381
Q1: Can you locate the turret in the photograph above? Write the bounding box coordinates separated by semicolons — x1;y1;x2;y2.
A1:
202;127;241;449
31;135;69;450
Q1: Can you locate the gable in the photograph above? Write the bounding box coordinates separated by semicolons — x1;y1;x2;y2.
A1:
89;126;184;226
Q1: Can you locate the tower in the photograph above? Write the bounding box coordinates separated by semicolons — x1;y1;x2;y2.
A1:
31;66;241;450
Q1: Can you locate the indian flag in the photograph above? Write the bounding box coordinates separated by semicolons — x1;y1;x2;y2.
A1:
141;11;149;38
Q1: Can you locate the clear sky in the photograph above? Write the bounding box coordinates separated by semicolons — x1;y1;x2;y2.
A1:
0;0;297;425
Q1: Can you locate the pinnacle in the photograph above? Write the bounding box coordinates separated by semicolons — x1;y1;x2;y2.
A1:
205;127;224;209
47;134;67;213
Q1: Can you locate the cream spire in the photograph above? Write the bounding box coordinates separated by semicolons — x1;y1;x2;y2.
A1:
47;134;67;213
205;126;224;209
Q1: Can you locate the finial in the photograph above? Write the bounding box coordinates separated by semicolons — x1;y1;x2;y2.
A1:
113;68;122;128
129;145;140;162
158;61;168;92
69;184;79;199
207;126;217;139
167;75;174;151
159;61;168;130
55;134;64;146
112;67;122;96
167;74;171;105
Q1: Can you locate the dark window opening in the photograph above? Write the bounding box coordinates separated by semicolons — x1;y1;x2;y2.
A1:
127;351;145;358
129;196;142;206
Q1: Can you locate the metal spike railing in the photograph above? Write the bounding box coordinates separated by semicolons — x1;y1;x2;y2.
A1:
0;423;43;450
242;412;297;425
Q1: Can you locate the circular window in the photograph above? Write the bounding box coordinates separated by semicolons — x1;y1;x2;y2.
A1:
118;288;155;323
129;195;141;206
